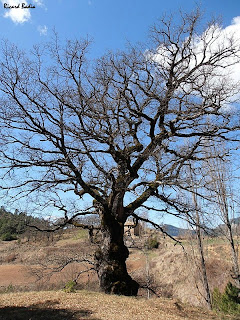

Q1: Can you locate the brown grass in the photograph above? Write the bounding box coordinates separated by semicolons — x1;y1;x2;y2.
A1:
0;290;222;320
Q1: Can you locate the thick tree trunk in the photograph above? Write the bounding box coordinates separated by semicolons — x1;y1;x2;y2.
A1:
95;212;139;296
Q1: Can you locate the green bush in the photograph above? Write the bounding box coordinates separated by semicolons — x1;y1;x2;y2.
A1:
64;280;77;293
1;232;17;241
212;282;240;315
4;284;14;293
145;236;159;249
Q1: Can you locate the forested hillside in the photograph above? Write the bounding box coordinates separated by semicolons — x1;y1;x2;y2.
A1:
0;207;49;241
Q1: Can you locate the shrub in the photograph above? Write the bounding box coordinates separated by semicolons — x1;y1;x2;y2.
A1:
1;232;17;241
212;282;240;315
145;236;159;249
5;284;14;293
64;280;77;293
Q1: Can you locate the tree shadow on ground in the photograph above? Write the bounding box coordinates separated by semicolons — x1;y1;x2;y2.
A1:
0;300;101;320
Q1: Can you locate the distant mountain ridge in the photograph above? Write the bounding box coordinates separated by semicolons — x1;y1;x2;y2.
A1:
163;216;240;237
163;224;194;237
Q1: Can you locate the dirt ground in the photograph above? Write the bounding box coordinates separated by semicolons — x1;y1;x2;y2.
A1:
0;264;35;286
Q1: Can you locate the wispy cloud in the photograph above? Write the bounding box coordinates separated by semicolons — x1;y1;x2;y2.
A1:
1;0;31;24
33;0;46;10
33;0;44;6
38;24;47;36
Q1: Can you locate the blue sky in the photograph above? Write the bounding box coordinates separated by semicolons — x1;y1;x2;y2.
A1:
0;0;240;57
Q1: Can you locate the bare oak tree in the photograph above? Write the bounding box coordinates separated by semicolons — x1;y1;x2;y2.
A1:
0;9;240;295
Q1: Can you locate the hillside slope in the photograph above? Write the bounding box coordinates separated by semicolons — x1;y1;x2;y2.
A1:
0;230;239;313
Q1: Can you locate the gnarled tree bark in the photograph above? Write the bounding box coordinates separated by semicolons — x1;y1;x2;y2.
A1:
95;211;139;295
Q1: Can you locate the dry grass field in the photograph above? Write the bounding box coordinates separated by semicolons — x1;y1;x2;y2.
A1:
0;290;225;320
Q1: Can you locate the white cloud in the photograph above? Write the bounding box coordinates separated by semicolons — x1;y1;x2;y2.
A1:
151;16;240;105
1;1;46;24
232;16;240;25
33;0;46;9
33;0;44;6
1;0;31;24
38;24;47;36
192;18;240;93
